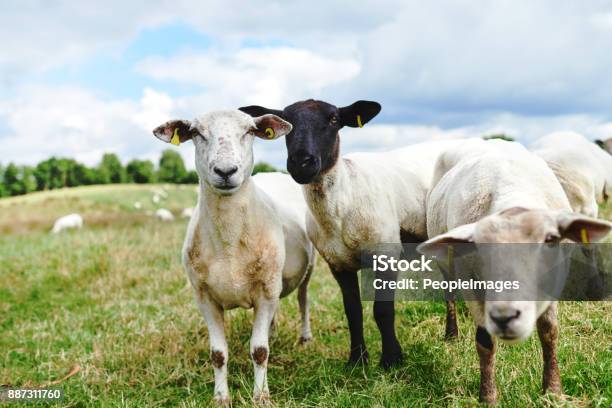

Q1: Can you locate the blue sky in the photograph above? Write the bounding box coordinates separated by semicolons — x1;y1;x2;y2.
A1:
1;1;612;169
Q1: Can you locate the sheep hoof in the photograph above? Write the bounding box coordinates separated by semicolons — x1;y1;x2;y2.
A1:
479;393;497;406
379;350;404;370
253;392;271;406
444;330;459;341
298;334;312;345
346;347;369;367
445;323;459;341
213;395;231;407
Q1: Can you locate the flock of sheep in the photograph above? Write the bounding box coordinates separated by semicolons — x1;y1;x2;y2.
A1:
52;98;611;406
50;187;194;233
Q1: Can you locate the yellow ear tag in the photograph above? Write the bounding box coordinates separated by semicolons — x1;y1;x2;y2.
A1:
356;115;363;128
581;228;589;244
265;128;275;139
170;128;180;146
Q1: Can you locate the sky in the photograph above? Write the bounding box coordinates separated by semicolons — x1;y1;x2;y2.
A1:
1;0;612;170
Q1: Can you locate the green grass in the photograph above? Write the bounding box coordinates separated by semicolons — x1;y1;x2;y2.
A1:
0;185;610;407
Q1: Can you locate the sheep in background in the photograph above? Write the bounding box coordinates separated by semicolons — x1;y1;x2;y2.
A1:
133;201;142;210
51;213;83;234
152;194;161;204
419;144;611;404
531;131;612;217
154;208;174;222
152;110;314;406
181;207;194;219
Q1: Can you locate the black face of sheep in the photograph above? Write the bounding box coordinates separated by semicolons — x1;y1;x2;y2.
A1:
240;99;381;184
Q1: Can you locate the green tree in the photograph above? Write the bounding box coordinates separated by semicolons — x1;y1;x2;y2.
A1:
183;170;199;184
3;163;22;196
97;153;125;184
126;159;156;183
34;157;89;190
34;159;52;190
20;166;37;193
71;163;97;186
158;150;187;183
483;133;515;142
0;164;7;197
252;161;278;175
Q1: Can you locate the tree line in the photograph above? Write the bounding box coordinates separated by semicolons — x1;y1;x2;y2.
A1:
0;150;278;198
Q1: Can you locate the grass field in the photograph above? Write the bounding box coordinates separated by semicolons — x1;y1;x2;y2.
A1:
1;184;610;407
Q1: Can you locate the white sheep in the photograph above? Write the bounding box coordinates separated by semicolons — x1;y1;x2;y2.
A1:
51;213;83;234
133;201;142;210
419;144;611;404
152;110;314;406
180;207;194;219
152;194;161;204
240;99;465;366
154;208;174;221
152;187;168;198
530;131;612;217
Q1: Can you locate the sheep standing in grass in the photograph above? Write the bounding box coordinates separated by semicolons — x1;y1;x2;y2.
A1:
153;110;314;406
530;132;612;217
51;213;83;234
241;100;463;367
180;207;194;219
419;145;611;404
155;208;174;222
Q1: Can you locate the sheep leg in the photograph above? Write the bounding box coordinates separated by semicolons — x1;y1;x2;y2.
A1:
297;261;314;344
445;300;459;340
439;263;459;340
373;267;403;369
197;296;230;407
331;269;369;365
537;303;562;395
251;297;278;402
476;326;497;405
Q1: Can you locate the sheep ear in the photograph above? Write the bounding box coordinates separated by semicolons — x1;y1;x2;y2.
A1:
153;120;196;144
339;100;381;128
556;212;612;243
252;114;292;140
417;223;476;260
595;139;605;149
239;105;284;118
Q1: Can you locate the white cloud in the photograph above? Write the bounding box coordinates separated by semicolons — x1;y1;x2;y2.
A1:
137;47;360;109
0;2;171;85
2;1;612;169
1;82;610;171
0;85;184;167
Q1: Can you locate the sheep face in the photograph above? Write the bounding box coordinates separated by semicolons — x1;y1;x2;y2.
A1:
191;111;257;195
240;100;381;184
419;207;611;342
153;110;291;195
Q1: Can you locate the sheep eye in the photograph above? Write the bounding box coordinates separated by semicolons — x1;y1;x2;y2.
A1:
329;116;338;126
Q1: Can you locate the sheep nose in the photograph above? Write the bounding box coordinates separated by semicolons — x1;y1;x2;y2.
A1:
291;154;316;168
489;310;521;330
213;165;238;179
